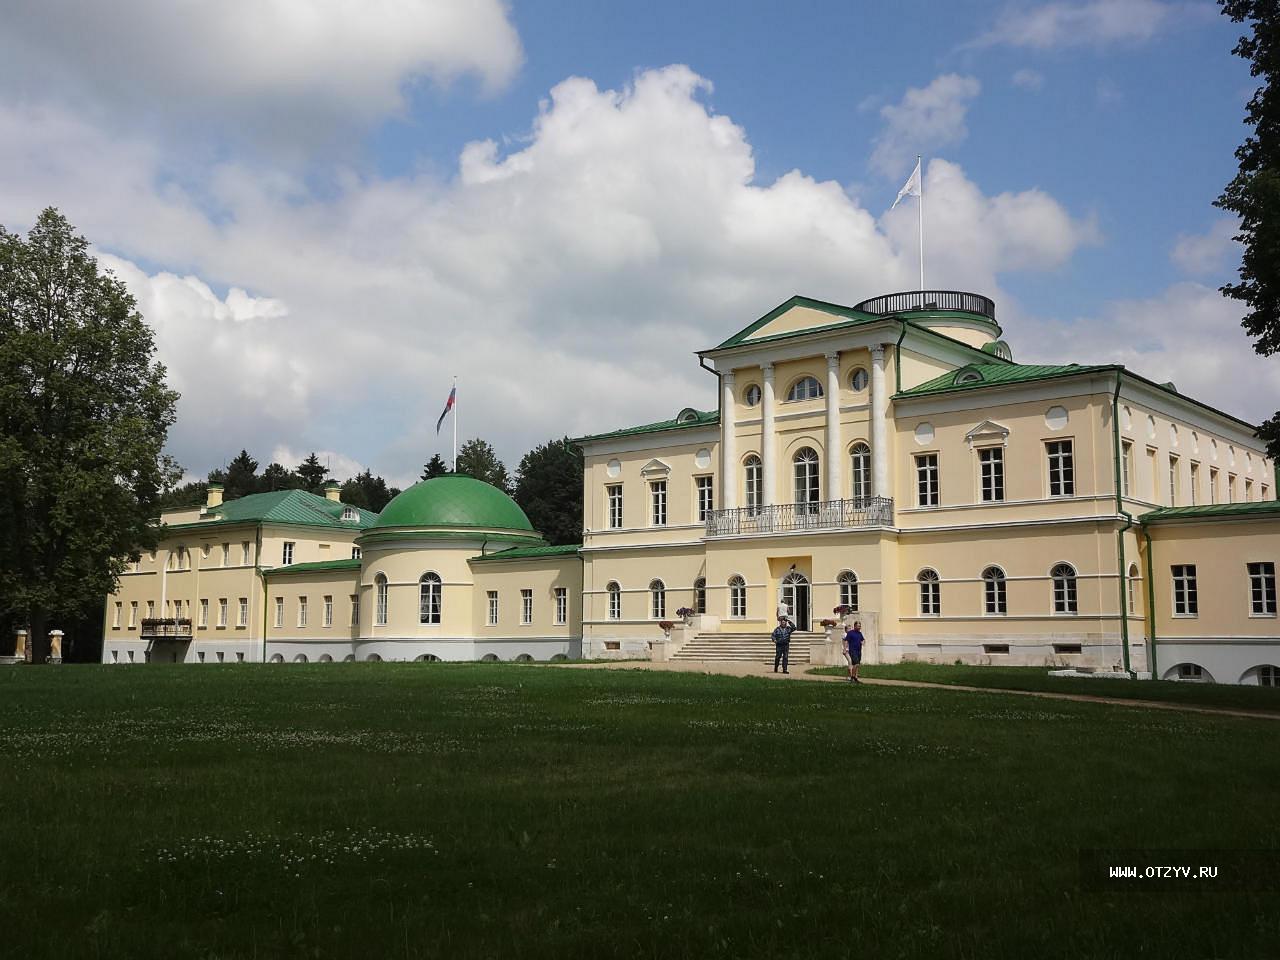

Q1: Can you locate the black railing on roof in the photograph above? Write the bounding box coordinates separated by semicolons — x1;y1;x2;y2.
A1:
853;291;996;321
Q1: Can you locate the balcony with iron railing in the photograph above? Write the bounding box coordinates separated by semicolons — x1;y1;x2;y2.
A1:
853;290;995;321
705;497;894;537
140;618;193;640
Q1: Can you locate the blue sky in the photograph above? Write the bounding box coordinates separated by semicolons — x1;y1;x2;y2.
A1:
0;0;1272;486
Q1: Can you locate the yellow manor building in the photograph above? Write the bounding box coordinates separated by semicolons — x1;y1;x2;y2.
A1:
102;290;1280;685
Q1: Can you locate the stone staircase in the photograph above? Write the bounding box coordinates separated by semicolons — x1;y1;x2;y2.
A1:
671;631;819;664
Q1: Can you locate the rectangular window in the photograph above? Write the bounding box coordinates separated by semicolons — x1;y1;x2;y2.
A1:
1047;441;1075;497
554;587;568;625
608;587;621;621
695;476;714;522
323;595;333;627
1209;467;1219;504
199;598;208;628
1189;462;1199;506
350;594;360;627
915;454;939;507
1249;562;1277;616
1171;564;1198;617
984;575;1007;615
217;598;228;627
1264;483;1271;501
729;581;746;619
607;485;623;529
146;600;155;620
298;597;308;628
282;542;294;565
650;480;667;526
274;597;284;628
1245;478;1254;502
241;541;251;565
237;598;248;627
130;601;138;627
521;589;533;625
487;591;499;626
1121;441;1133;497
978;447;1004;502
1148;448;1159;501
1229;473;1238;502
221;543;230;566
351;546;361;560
113;602;122;628
1168;455;1179;505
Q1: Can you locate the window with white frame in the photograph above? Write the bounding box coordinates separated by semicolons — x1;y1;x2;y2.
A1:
982;567;1007;615
351;546;361;560
201;543;210;561
850;443;871;502
1229;473;1238;502
1051;563;1078;614
222;543;230;566
606;581;621;621
419;573;442;625
1168;455;1180;505
1177;663;1204;681
487;591;499;625
342;507;356;521
198;598;208;628
1171;564;1197;616
917;569;940;616
1249;562;1277;616
323;595;333;627
650;480;667;526
274;597;284;628
744;455;762;514
113;602;122;628
607;484;623;529
1246;478;1254;501
649;579;666;619
786;376;823;401
693;577;707;614
218;598;228;627
350;593;360;627
1209;466;1219;504
744;383;761;407
238;598;248;627
837;570;858;610
728;575;747;619
555;587;567;625
793;447;820;509
1259;665;1279;687
298;597;308;628
375;575;388;626
129;601;138;627
695;476;714;522
521;589;533;625
282;542;295;565
146;600;155;619
1121;441;1133;497
241;541;251;565
979;447;1004;502
916;454;939;507
1127;564;1140;615
1189;461;1200;506
1047;441;1074;497
849;367;869;391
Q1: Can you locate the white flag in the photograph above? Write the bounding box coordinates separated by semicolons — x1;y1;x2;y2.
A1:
892;158;921;209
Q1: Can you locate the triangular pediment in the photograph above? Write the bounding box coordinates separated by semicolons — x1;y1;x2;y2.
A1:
640;458;671;477
716;296;875;349
965;420;1010;443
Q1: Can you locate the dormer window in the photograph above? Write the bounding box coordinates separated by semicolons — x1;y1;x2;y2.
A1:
786;376;823;401
341;506;356;522
676;407;700;423
955;366;984;386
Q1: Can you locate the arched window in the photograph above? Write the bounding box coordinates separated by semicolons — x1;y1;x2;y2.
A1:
1051;563;1078;614
793;447;820;508
606;581;621;621
786;376;823;401
744;384;761;407
850;443;872;502
728;575;747;619
693;577;707;614
649;580;666;619
419;572;442;624
1127;563;1140;616
375;574;388;625
744;455;763;514
837;570;858;610
918;569;940;616
982;566;1007;615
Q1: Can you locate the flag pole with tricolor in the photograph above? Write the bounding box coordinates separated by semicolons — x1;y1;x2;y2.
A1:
436;378;457;471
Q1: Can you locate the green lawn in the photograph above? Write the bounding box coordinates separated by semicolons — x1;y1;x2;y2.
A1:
1;664;1277;959
807;662;1280;712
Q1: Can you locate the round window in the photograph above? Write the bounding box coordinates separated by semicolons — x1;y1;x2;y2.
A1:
849;368;869;391
744;384;761;407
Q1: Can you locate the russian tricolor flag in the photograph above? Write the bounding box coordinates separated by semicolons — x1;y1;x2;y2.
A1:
436;385;456;434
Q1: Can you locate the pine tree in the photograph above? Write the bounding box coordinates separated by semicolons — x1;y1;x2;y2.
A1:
222;450;259;500
421;453;451;480
455;438;512;493
514;438;583;545
297;452;327;492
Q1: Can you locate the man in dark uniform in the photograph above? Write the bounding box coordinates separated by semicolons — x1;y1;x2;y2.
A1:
772;616;795;674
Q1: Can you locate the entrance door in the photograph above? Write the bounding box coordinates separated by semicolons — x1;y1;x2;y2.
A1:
780;572;811;631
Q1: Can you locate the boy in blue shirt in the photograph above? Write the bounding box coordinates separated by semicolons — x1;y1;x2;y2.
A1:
843;621;865;683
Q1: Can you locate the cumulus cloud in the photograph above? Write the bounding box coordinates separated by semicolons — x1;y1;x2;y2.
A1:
971;0;1198;50
1;65;1101;483
870;74;981;178
1172;217;1242;277
0;0;523;143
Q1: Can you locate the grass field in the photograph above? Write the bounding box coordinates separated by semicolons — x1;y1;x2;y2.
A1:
1;664;1278;959
808;662;1280;712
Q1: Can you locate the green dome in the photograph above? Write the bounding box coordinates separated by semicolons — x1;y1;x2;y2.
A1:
371;475;535;533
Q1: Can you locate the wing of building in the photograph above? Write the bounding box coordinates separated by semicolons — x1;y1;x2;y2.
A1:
101;290;1280;685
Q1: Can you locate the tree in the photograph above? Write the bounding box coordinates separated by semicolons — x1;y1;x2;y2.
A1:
0;208;180;661
514;438;583;545
455;438;511;493
156;480;208;510
341;469;397;512
220;449;259;500
421;453;451;480
260;461;304;492
1217;0;1280;455
297;452;327;492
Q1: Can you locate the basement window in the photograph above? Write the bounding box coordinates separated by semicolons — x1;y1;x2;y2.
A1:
1053;643;1083;655
604;641;620;651
982;644;1010;655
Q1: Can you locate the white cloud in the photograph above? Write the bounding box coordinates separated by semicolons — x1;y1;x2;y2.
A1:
1172;217;1242;277
270;446;370;482
0;0;523;143
0;66;1101;484
870;74;981;178
971;0;1197;50
1012;69;1045;91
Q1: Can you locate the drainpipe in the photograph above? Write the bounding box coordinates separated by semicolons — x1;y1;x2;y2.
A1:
893;319;908;395
256;522;267;663
1111;373;1134;675
1144;525;1158;681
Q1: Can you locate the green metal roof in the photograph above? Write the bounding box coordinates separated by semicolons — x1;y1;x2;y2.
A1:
164;490;377;532
263;558;363;577
573;408;719;445
1141;500;1280;523
371;475;534;532
896;362;1117;399
471;543;583;562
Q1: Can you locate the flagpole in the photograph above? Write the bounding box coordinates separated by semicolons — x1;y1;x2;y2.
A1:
917;155;925;294
452;376;458;472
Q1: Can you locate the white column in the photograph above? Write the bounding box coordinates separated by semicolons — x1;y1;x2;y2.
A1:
825;352;842;501
761;363;777;506
720;370;737;511
871;345;889;499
